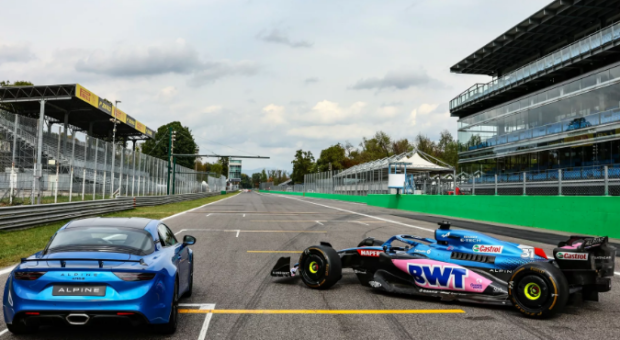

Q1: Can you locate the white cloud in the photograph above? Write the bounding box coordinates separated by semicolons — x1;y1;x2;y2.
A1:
262;104;286;125
350;69;445;91
256;28;313;48
0;42;35;64
287;124;375;140
158;86;178;101
301;100;367;125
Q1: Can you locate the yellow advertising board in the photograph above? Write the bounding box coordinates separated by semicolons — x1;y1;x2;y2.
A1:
112;107;127;123
135;121;146;134
75;84;99;108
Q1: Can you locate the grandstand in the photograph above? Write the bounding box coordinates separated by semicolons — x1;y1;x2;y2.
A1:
0;84;225;204
451;0;620;195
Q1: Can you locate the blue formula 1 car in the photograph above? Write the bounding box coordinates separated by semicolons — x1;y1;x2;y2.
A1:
2;218;196;335
271;222;616;318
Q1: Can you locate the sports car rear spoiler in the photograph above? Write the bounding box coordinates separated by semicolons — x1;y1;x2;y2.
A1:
20;258;147;268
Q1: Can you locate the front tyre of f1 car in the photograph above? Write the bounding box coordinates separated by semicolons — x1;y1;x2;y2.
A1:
298;245;342;290
509;262;569;319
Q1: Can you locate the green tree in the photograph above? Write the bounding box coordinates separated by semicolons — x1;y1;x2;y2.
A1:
291;150;315;183
240;173;252;189
316;143;346;172
260;169;268;182
211;163;223;177
0;80;33;87
437;130;459;168
218;157;229;179
251;173;261;188
141;121;198;169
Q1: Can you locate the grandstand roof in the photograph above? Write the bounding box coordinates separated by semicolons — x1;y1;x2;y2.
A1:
0;84;155;140
450;0;620;76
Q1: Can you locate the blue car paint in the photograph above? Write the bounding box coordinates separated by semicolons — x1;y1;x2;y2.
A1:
2;219;192;326
339;228;546;271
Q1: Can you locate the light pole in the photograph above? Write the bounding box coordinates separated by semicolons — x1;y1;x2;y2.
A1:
109;100;121;198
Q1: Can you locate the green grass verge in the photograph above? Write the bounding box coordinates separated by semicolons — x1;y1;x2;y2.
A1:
0;192;239;268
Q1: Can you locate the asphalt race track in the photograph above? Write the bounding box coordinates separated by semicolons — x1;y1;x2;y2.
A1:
1;191;619;339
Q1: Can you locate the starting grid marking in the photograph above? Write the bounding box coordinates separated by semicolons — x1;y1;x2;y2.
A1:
174;229;327;235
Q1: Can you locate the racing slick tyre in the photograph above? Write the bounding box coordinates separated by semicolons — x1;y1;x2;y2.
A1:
509;262;569;319
155;279;179;334
298;245;342;290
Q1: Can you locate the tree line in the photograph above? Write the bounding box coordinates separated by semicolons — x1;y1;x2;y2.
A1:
290;130;459;183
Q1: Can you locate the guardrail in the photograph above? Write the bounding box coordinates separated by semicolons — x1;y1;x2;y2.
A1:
0;198;134;230
0;191;238;230
133;192;221;207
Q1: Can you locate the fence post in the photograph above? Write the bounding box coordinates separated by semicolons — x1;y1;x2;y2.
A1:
472;176;476;195
69;131;76;202
82;168;86;200
102;143;107;199
604;165;609;196
93;139;99;200
119;147;124;197
494;174;498;195
558;169;563;196
523;172;526;196
36;100;46;205
54;162;59;203
132;147;136;196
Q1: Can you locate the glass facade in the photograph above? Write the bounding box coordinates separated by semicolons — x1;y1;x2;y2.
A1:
450;22;620;111
229;159;242;179
458;63;620;176
458;64;620;153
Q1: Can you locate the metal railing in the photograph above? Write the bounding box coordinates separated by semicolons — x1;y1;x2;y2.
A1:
0;109;228;205
451;22;620;111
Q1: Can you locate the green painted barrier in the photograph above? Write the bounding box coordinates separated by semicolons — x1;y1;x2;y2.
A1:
366;195;620;239
260;191;620;238
221;191;227;195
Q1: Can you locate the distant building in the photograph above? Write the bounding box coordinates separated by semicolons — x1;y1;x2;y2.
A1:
228;159;242;183
451;1;620;176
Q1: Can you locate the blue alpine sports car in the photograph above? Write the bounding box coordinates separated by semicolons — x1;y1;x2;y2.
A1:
2;217;196;335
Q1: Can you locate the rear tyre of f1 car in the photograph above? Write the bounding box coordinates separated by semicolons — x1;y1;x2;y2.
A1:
155;279;179;334
509;262;569;319
298;245;342;290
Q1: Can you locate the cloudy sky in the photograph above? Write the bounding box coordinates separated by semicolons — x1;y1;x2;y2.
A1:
1;0;548;173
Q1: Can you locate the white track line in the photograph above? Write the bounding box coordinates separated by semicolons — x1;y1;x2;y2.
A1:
236;230;240;237
355;221;369;226
265;193;620;277
316;220;324;225
265;193;433;233
179;303;216;340
206;213;212;217
0;329;7;337
162;194;238;222
0;266;15;276
243;214;245;217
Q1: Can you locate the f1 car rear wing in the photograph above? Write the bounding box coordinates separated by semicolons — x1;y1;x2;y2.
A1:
554;236;616;278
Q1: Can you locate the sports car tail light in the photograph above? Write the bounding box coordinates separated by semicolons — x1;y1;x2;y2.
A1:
25;312;40;315
534;247;548;259
117;312;135;316
113;272;156;281
14;271;46;280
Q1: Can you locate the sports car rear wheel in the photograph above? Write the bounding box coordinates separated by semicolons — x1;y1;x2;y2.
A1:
155;279;179;334
509;262;568;318
298;245;342;290
7;320;35;334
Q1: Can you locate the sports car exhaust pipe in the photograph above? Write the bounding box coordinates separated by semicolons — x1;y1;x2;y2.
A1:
66;314;90;325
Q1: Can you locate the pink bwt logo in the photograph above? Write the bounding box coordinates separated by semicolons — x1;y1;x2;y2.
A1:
392;259;493;292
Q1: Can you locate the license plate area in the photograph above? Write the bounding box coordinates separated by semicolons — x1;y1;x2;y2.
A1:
52;285;106;296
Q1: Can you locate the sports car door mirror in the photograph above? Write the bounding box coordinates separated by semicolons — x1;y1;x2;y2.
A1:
183;235;196;246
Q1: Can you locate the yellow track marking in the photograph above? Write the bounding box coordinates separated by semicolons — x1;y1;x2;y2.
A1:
179;309;465;314
247;251;303;253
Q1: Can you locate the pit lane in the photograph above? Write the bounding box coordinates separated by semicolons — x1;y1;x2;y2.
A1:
1;191;619;340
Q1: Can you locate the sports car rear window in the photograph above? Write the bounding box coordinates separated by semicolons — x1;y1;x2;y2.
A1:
47;227;155;255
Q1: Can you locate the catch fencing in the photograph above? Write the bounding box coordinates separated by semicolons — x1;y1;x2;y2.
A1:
0;110;227;205
259;165;620;197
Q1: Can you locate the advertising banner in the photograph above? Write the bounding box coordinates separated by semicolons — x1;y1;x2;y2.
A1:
126;115;136;129
75;84;99;108
112;107;127;123
135;120;147;134
145;127;155;138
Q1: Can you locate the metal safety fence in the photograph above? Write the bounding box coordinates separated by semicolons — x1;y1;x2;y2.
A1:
259;164;620;197
0;110;227;206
